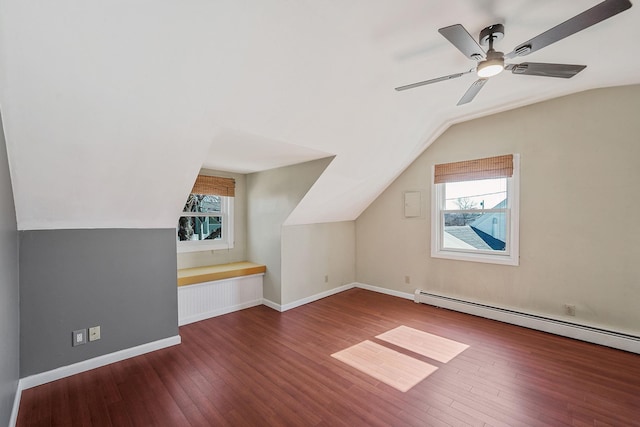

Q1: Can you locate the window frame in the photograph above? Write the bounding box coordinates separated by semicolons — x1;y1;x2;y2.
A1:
431;154;520;266
177;195;234;253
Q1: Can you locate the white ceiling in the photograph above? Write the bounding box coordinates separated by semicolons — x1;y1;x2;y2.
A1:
1;0;638;229
202;129;332;174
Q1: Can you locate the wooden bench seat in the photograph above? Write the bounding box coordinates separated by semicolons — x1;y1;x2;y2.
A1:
177;261;266;287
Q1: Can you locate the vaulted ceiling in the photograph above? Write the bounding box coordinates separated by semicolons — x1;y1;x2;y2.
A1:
1;0;638;230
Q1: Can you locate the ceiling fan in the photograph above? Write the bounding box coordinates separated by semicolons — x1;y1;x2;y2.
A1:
395;0;633;105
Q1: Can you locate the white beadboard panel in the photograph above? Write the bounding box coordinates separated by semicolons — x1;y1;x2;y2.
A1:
178;273;264;326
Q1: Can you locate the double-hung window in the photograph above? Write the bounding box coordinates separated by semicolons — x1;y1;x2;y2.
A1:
431;154;519;265
177;175;235;253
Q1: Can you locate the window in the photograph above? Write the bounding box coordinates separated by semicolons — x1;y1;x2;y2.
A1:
431;154;519;265
177;175;235;253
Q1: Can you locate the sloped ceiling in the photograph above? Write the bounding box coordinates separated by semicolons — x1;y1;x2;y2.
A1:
0;1;638;230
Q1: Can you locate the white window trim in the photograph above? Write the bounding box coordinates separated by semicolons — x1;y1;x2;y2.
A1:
431;154;519;266
177;197;234;253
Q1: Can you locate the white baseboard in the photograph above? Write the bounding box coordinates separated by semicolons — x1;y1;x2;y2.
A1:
262;283;357;312
179;299;263;326
9;381;21;427
10;335;181;426
261;283;414;313
18;335;181;392
280;283;356;312
414;289;640;354
261;298;282;312
353;282;414;301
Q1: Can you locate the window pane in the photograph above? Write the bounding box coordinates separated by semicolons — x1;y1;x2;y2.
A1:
443;211;506;251
444;178;507;210
183;194;221;213
178;216;222;241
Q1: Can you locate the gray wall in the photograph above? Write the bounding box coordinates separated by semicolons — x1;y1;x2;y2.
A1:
247;157;333;305
20;228;179;376
0;112;19;426
356;85;640;335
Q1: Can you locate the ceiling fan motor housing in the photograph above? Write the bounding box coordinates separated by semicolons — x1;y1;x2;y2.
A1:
479;23;504;46
477;24;505;78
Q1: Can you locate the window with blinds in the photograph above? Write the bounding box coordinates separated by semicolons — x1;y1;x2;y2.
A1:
431;154;519;266
177;174;235;253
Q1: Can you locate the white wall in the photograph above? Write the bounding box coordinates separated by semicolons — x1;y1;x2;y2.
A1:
246;158;333;304
282;221;355;305
0;110;20;426
181;160;351;308
176;169;247;269
356;85;640;336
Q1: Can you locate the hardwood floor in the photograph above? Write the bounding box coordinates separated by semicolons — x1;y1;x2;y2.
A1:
17;289;640;426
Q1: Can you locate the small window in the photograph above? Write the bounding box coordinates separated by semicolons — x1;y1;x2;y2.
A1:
177;175;235;253
178;194;224;241
431;154;519;265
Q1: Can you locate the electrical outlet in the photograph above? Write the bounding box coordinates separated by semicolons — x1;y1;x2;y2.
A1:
563;304;576;316
324;275;329;283
405;276;411;284
72;329;87;346
89;326;101;342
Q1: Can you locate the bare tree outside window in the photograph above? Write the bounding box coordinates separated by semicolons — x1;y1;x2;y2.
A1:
444;197;481;226
178;194;222;241
454;197;477;210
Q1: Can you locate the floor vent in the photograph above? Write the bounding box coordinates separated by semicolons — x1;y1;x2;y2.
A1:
414;290;640;354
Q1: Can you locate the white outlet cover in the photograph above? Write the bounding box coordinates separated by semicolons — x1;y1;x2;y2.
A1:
89;326;101;341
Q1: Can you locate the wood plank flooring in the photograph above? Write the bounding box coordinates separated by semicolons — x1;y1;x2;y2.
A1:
375;325;469;363
331;340;439;392
17;288;640;426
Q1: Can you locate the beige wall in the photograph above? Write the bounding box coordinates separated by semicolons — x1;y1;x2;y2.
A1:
356;85;640;335
282;221;356;305
246;158;333;304
177;169;247;269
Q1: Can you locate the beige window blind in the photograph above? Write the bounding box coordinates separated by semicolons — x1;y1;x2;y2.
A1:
191;175;235;197
434;154;513;184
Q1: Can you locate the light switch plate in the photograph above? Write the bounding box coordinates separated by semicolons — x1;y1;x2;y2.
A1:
73;329;87;346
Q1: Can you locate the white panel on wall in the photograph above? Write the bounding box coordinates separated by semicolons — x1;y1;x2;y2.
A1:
404;191;421;218
178;274;263;326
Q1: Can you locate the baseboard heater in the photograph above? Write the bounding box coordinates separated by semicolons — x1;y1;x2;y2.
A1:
414;290;640;354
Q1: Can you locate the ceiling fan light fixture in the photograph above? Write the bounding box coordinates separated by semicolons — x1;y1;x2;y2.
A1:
396;0;633;104
477;56;504;78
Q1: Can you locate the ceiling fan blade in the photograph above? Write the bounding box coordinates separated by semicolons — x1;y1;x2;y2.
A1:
438;24;486;60
395;69;474;91
505;0;632;59
506;62;587;78
457;79;488;105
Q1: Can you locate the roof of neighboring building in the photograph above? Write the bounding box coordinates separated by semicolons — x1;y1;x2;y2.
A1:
444;226;492;250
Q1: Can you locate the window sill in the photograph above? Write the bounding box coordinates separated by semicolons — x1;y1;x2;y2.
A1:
177;241;234;253
431;250;519;266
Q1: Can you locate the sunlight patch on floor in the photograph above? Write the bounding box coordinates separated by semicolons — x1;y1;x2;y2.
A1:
376;325;469;363
331;340;438;392
331;326;469;392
